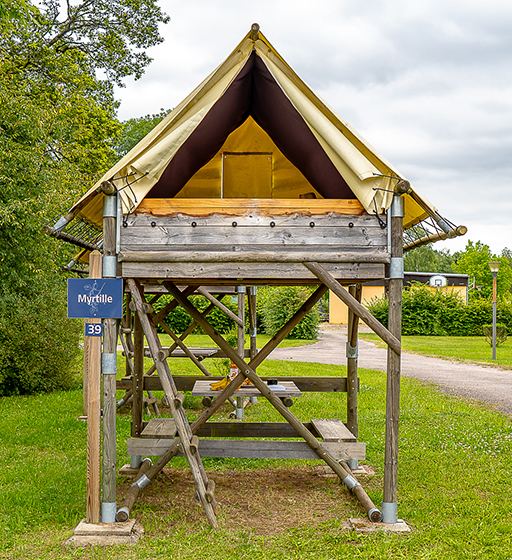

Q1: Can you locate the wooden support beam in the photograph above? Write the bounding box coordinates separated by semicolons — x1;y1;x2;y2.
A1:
197;286;244;327
303;262;401;355
383;195;404;522
157;320;212;377
118;250;390;264
132;313;144;437
128;438;366;460
86;251;102;524
150;285;197;326
347;284;362;438
117;375;352;393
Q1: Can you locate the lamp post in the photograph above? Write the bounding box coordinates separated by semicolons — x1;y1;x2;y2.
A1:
488;261;501;360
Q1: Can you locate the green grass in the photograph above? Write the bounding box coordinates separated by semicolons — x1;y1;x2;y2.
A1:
1;356;512;559
360;333;512;369
152;333;316;349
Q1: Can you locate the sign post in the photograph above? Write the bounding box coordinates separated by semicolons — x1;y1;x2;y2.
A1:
67;263;123;525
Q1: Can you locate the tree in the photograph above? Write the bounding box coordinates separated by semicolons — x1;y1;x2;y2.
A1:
0;0;169;394
404;244;455;273
115;109;171;157
452;241;512;300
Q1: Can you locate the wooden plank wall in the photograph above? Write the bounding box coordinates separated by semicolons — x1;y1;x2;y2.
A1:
119;206;388;283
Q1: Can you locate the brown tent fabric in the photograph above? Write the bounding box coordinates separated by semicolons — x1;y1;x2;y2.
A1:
148;52;354;199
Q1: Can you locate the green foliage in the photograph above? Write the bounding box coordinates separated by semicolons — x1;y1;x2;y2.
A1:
258;287;320;340
115;109;171;157
367;283;512;336
0;0;169;395
404;244;455;273
152;295;239;335
452;240;512;299
482;323;508;347
0;279;81;396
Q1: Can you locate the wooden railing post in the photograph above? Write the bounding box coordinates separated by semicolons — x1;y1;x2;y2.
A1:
86;251;102;524
346;283;362;469
382;193;404;523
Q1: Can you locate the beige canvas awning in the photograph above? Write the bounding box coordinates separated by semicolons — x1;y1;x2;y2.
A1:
67;27;439;230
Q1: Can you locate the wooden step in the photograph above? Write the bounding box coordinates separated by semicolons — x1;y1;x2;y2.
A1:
310;419;356;442
140;418;176;439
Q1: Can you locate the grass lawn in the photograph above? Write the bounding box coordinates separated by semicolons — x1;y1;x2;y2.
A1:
360;333;512;369
1;356;511;559
153;333;316;349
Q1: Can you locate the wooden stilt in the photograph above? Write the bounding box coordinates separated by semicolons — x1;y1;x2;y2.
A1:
101;192;119;523
248;287;258;361
236;287;246;419
248;287;258;404
382;195;404;523
86;251;102;524
132;312;144;438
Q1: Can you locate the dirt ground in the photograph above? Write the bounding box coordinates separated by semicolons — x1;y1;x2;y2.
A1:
119;465;377;536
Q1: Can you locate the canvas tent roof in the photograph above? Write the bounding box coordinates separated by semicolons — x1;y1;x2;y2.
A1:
66;26;447;232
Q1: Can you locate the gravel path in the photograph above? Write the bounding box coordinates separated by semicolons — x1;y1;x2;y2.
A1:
269;325;512;416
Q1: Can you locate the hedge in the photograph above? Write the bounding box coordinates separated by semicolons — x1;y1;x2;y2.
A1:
367;282;512;336
257;286;320;340
0;283;81;396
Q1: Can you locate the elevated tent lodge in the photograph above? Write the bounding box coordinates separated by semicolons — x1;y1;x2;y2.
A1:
47;24;465;532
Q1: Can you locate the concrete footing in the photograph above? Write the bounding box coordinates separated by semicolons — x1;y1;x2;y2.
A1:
65;519;144;547
346;517;410;534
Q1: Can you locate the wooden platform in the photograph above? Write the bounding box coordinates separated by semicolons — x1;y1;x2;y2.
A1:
128;417;365;460
117;375;357;393
191;379;302;398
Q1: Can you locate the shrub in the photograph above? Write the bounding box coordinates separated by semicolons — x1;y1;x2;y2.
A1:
152;294;239;334
482;323;507;347
366;282;505;336
0;282;81;396
258;286;320;340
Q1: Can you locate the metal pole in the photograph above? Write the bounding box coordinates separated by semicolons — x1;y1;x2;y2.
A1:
492;274;497;361
236;286;246;419
101;192;118;523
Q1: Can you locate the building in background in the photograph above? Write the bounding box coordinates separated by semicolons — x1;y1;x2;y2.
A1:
329;272;469;324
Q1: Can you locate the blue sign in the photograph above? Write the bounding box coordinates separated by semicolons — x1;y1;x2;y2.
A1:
85;323;103;337
67;278;123;319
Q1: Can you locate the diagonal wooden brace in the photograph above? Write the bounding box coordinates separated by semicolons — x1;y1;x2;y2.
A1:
165;281;381;522
303;262;401;355
197;287;244;327
128;279;218;529
151;285;197;327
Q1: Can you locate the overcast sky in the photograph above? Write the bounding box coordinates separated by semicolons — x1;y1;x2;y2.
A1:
114;0;512;256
